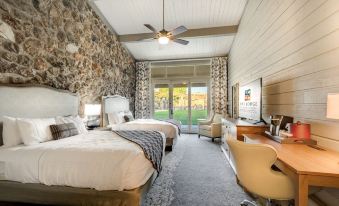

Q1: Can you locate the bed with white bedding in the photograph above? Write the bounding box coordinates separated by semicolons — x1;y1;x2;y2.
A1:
111;118;178;140
102;95;180;150
0;84;161;206
0;130;164;191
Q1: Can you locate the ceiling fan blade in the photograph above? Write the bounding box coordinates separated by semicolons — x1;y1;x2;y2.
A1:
144;24;157;33
173;38;189;45
170;26;188;36
137;38;155;42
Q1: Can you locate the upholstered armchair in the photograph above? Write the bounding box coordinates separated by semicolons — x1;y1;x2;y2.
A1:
198;113;222;142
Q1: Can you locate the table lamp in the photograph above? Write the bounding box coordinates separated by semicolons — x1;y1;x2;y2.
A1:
327;93;339;119
84;104;101;128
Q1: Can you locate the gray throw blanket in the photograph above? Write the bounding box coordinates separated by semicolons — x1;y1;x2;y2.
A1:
113;130;163;173
161;119;181;135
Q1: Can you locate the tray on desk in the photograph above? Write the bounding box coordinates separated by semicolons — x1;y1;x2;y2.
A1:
264;131;317;145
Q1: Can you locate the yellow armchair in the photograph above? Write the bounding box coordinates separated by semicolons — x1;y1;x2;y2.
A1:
198;113;222;142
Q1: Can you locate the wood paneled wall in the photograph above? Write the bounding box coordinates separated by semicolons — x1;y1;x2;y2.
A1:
228;0;339;151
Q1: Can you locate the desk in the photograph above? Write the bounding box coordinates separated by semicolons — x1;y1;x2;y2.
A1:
243;134;339;206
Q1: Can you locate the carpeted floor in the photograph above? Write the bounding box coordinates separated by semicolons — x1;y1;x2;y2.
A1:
143;134;252;206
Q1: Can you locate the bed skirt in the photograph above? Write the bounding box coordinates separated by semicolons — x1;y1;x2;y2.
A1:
0;172;157;206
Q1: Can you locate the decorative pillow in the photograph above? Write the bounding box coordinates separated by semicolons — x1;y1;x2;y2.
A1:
124;111;134;121
17;118;56;146
50;123;79;140
123;115;131;122
2;116;22;147
55;115;88;134
123;111;134;122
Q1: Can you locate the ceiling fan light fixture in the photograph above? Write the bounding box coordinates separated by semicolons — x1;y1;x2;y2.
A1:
158;36;169;45
142;0;189;45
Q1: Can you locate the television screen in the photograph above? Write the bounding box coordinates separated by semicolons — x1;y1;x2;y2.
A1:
239;78;262;121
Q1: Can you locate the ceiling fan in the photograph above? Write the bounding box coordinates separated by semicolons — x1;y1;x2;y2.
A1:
142;0;189;45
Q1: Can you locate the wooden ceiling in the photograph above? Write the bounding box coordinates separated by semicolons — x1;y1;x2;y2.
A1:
90;0;248;60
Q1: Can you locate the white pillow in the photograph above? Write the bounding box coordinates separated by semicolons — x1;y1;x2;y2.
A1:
2;116;22;147
117;112;125;123
17;118;56;146
107;112;125;125
56;115;88;134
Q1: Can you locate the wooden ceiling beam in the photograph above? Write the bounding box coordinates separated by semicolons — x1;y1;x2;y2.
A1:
118;25;238;43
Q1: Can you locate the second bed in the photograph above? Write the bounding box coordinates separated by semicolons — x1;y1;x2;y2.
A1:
102;95;180;150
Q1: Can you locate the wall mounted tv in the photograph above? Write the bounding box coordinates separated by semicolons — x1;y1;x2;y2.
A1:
239;78;262;121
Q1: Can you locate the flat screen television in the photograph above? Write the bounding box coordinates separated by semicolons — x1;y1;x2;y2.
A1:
238;78;262;121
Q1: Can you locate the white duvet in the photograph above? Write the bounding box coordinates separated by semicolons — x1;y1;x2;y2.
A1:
0;131;165;191
110;119;179;139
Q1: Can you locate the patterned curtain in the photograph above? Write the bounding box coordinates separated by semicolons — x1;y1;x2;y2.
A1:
211;57;228;117
135;61;151;119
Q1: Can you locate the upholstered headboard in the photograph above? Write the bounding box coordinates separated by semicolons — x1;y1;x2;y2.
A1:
101;95;130;127
0;84;79;145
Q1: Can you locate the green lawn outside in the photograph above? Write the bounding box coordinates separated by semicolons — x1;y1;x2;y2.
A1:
154;110;208;125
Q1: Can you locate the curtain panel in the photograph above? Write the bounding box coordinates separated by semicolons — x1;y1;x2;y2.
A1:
135;61;151;119
211;57;228;117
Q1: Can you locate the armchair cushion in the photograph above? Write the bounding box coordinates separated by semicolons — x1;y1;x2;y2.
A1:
198;112;222;138
198;122;221;138
199;124;211;131
198;120;212;125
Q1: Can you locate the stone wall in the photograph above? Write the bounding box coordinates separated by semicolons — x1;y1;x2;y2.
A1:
0;0;136;114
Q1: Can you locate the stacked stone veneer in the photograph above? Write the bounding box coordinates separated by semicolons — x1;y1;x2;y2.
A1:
0;0;136;113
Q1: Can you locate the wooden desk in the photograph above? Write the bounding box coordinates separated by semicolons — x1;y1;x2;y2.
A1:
243;134;339;206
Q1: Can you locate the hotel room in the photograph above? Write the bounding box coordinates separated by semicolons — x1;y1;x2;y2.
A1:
0;0;338;206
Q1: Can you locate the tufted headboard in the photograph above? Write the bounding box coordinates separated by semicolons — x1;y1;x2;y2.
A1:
0;84;79;145
101;95;130;127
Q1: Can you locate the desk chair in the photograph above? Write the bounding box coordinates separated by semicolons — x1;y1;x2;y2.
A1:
226;138;294;206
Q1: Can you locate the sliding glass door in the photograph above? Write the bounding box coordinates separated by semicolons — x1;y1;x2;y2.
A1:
152;81;209;133
190;83;208;132
153;84;170;120
173;84;189;131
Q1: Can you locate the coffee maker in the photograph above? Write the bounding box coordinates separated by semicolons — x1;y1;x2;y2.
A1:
268;115;294;137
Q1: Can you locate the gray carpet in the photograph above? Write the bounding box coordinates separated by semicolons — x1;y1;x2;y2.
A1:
143;134;252;206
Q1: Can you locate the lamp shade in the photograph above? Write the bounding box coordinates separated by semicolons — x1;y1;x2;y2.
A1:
291;121;311;139
327;93;339;119
84;104;101;116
